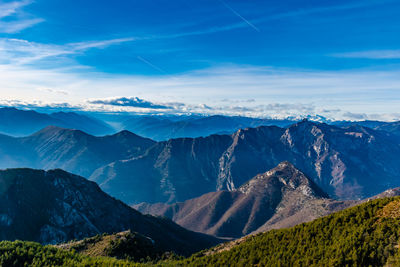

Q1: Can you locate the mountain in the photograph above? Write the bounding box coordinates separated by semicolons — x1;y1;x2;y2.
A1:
121;115;294;141
91;133;234;204
134;162;354;238
0;119;399;205
0;168;220;256
92;120;400;204
334;120;400;138
0;107;113;136
0;126;155;178
168;196;400;266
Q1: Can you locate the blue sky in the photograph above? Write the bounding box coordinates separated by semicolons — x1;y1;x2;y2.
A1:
0;0;400;120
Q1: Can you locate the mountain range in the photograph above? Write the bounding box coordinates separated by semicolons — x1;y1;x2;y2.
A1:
0;168;220;256
0;118;399;205
0;107;113;136
92;120;400;204
0;126;155;177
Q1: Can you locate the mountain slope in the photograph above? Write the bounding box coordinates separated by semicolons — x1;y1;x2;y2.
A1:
92;120;400;204
0;168;220;256
91;134;234;203
0;107;113;136
135;162;353;238
167;196;400;266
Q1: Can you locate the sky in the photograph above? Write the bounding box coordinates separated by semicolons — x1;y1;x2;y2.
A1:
0;0;400;120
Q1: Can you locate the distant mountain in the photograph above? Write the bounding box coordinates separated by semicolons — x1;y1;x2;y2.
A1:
92;120;400;204
0;126;155;177
0;168;220;256
334;120;400;138
135;162;354;238
0;107;113;136
121;115;295;141
332;120;388;129
375;121;400;137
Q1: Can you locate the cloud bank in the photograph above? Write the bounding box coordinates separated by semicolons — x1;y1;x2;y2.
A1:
88;97;170;109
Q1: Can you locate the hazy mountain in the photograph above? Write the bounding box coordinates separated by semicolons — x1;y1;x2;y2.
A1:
121;115;294;141
0;107;113;136
375;121;400;137
0;168;220;256
134;162;354;238
91;120;400;204
332;120;388;129
334;120;400;138
0;126;155;177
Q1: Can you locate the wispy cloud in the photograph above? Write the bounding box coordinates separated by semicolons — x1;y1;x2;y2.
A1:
331;50;400;59
0;18;44;33
0;0;31;18
69;38;136;50
0;37;135;65
0;0;43;33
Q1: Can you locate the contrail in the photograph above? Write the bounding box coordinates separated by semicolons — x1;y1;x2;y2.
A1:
218;0;260;32
137;56;167;74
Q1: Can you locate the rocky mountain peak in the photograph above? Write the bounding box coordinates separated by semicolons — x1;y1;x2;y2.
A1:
237;161;327;199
